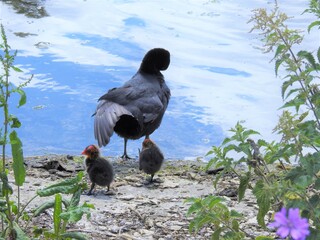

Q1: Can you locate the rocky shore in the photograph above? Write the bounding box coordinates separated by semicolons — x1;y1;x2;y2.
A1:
13;155;273;239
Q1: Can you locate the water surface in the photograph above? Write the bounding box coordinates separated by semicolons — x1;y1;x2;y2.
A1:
0;0;317;159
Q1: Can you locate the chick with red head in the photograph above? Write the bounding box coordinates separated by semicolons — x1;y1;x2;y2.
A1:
82;145;114;195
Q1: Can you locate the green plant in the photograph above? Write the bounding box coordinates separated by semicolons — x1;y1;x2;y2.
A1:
249;1;320;237
185;195;245;239
187;0;320;239
0;23;33;239
33;171;93;239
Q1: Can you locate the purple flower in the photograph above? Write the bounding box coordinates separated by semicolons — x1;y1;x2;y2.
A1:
268;207;310;240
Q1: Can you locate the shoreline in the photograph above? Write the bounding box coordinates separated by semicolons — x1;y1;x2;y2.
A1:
7;154;272;239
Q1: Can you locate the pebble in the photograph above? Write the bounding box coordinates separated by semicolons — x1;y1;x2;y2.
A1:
110;226;120;234
161;181;179;189
169;225;182;231
117;194;135;201
55;171;72;178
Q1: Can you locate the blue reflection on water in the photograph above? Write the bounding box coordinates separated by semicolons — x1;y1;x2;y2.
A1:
195;65;251;77
12;52;223;159
66;33;144;62
124;17;146;27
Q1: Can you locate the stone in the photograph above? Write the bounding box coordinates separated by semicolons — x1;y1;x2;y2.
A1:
110;226;120;234
169;225;182;231
117;194;135;201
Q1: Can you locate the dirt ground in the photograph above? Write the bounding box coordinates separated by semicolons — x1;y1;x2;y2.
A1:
10;155;274;239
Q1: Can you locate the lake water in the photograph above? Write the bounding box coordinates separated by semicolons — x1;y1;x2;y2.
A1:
0;0;318;159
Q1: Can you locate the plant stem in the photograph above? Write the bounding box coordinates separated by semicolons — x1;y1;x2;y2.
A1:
0;24;14;234
16;195;38;222
20;195;39;231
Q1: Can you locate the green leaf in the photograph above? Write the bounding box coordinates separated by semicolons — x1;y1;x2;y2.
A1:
13;88;27;108
194;215;214;231
60;232;88;240
34;201;55;217
69;188;82;208
205;157;218;171
252;180;271;227
280;96;305;111
11;66;23;72
43;231;56;239
297;50;317;70
12;222;30;240
238;172;251;202
281;76;300;99
37;172;84;197
296;175;312;188
60;202;94;223
37;184;79;197
255;237;274;240
309;195;320;209
231;219;239;232
0;172;13;195
315;178;320;190
230;210;242;218
212;227;222;240
187;200;202;216
10;130;25;186
184;197;198;204
317;46;320;63
54;194;62;236
274;44;286;59
275;58;285;76
10;115;21;128
0;200;7;207
307;20;320;33
222;137;232;145
242;129;260;140
34;199;70;216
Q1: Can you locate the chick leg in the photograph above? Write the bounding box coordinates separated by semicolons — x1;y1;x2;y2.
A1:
87;182;95;196
149;174;154;183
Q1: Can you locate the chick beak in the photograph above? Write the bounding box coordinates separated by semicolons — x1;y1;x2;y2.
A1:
81;149;87;155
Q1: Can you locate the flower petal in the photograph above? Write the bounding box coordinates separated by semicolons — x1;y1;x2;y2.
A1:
277;226;290;238
291;228;303;240
288;208;300;223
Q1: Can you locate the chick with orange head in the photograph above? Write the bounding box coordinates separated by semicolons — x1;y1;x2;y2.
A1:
81;145;114;195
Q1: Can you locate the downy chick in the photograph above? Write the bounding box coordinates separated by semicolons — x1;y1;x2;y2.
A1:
94;48;171;159
81;145;114;195
139;139;164;182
